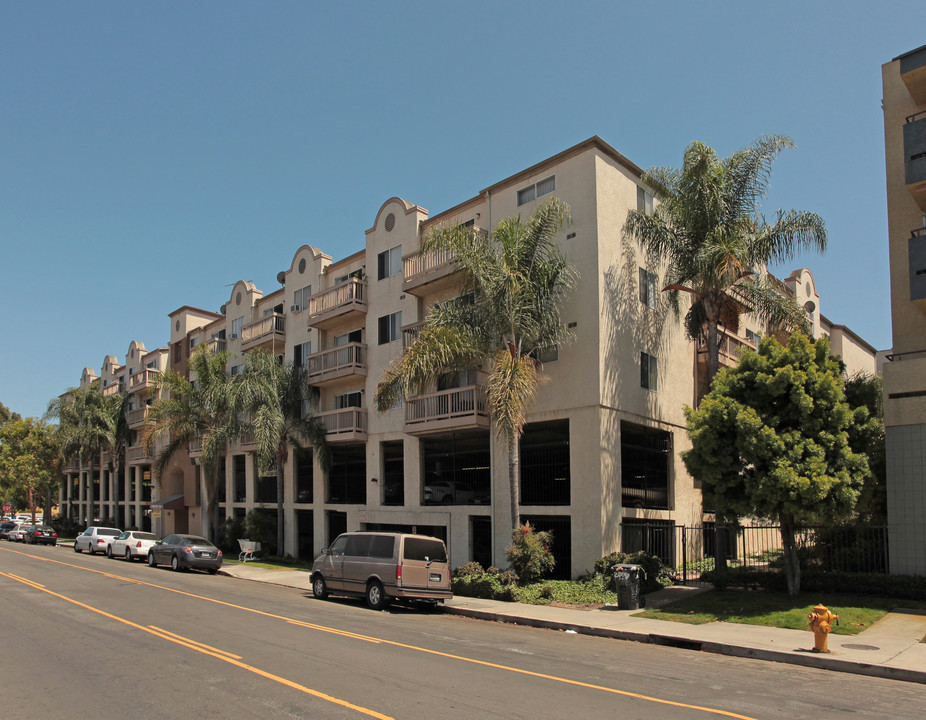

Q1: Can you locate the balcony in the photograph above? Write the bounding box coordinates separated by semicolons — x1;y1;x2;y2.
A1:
129;368;159;394
306;343;367;386
403;248;459;296
306;278;367;329
316;408;368;443
909;227;926;315
900;44;926;105
696;326;757;369
237;430;258;451
241;313;286;352
101;383;123;397
189;435;202;459
402;320;425;348
207;338;227;354
127;445;154;463
904;110;926;210
128;406;148;428
404;386;490;435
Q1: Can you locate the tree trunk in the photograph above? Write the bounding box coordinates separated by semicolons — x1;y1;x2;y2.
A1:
707;319;721;386
276;464;285;557
509;437;520;530
779;514;801;596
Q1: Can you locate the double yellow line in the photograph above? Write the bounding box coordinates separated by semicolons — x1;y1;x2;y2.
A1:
1;548;759;720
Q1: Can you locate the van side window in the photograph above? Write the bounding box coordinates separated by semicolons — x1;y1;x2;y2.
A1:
345;535;372;557
369;535;395;559
403;538;447;563
328;536;348;555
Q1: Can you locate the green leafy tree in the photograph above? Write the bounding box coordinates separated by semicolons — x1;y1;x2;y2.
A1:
0;401;22;425
235;350;331;555
505;522;555;584
47;385;110;522
844;372;885;523
623;135;828;385
373;198;577;530
683;334;867;595
0;418;60;521
144;344;239;541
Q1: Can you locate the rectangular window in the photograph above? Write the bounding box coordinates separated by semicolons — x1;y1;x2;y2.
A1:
745;328;760;345
296;449;313;503
233;455;247;503
335;391;362;409
327;445;366;504
637;186;654;216
621;422;670;511
334;329;362;346
334;269;363;285
520;420;570;505
293;340;312;367
382;441;404;506
231;316;244;339
378;311;402;345
377;245;402;280
517;175;555;206
639;267;657;309
293;285;311;312
641;351;658;391
189;336;200;350
422;431;491;506
172;342;182;364
230;364;243;376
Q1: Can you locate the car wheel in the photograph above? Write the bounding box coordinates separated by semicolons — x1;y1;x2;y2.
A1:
125;548;133;562
366;580;387;611
107;545;113;558
312;575;328;600
207;568;218;575
74;542;81;553
88;544;95;556
147;552;157;567
171;555;182;572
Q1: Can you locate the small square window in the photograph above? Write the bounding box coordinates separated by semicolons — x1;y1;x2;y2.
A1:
517;175;555;206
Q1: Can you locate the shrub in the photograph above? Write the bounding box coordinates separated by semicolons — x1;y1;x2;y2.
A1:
699;567;926;599
454;561;485;578
451;568;517;601
505;523;555;584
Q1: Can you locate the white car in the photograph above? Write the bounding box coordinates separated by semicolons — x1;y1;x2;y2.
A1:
8;523;31;542
108;531;160;561
74;526;122;555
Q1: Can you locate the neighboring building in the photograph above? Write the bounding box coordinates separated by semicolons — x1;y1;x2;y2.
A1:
58;136;877;576
883;44;926;575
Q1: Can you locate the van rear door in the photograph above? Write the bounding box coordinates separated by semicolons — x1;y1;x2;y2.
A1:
401;537;449;591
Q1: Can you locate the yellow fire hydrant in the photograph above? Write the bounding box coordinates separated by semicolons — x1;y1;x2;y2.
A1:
808;604;839;653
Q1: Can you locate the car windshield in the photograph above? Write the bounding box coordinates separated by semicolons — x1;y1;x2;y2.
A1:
134;533;158;541
179;535;213;547
99;529;121;536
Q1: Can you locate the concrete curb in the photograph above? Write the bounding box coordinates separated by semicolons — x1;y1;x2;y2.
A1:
439;605;926;685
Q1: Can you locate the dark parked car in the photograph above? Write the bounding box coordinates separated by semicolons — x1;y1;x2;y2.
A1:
0;521;16;540
24;525;58;545
147;534;223;574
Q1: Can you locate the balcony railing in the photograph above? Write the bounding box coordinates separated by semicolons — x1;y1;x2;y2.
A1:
403;248;458;294
207;338;227;353
316;408;368;441
129;368;159;393
402;321;426;348
306;343;367;384
127;445;153;462
405;386;489;431
102;383;123;396
241;313;285;351
189;435;203;457
696;327;756;367
306;278;367;326
128;407;148;427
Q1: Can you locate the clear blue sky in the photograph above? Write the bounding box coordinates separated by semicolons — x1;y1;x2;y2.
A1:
1;2;921;420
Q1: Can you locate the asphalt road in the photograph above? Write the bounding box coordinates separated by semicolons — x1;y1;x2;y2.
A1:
2;543;924;719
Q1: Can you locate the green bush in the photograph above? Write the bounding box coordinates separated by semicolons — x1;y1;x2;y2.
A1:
698;567;926;600
505;523;555;584
451;568;517;601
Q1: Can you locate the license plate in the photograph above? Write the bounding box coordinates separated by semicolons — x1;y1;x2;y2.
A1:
429;573;441;582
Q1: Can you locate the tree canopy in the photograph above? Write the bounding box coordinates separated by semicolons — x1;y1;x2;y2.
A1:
683;333;867;595
0;417;59;519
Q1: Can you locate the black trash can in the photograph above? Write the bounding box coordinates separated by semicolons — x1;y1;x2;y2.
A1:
612;563;646;610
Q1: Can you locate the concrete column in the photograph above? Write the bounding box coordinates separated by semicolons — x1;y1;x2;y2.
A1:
78;466;86;524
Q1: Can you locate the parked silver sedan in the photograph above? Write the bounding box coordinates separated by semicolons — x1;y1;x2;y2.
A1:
74;526;122;555
147;534;223;574
108;531;159;561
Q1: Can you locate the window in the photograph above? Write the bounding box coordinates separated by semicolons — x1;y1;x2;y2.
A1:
437;369;477;390
327;445;366;504
296;449;313;503
172;342;182;363
293;340;312;367
382;441;404;506
334;329;362;346
745;328;760;345
621;422;670;510
230;364;243;376
520;420;570;505
378;311;402;345
230;316;244;339
639;267;657;309
637;186;654;216
377;245;402;280
534;346;559;364
335;391;362;409
189;337;200;351
641;351;658;391
517;175;555;206
422;431;491;506
293;285;311;311
334;269;363;285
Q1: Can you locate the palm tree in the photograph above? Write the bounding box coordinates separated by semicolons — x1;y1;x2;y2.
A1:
99;391;132;523
374;198;577;530
47;385;109;524
235;350;331;555
623;135;828;388
144;344;238;541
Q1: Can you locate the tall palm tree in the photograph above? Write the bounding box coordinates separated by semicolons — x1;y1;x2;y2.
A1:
374;198;577;530
623;135;828;387
99;391;132;522
144;344;238;541
47;384;109;524
235;350;331;555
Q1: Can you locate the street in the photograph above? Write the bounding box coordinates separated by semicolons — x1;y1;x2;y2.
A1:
2;543;924;719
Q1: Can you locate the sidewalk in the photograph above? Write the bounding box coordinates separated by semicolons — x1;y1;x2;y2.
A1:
219;562;926;684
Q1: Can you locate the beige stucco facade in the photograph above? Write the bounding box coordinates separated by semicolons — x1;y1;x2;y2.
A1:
883;45;926;575
58;136;877;576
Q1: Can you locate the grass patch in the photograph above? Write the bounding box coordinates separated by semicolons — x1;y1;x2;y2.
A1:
224;558;311;572
637;590;926;634
510;578;618;607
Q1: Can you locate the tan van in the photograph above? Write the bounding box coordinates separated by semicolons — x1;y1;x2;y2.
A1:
310;532;452;610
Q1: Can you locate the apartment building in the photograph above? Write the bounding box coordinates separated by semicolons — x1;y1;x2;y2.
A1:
883;44;926;575
59;136;876;576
